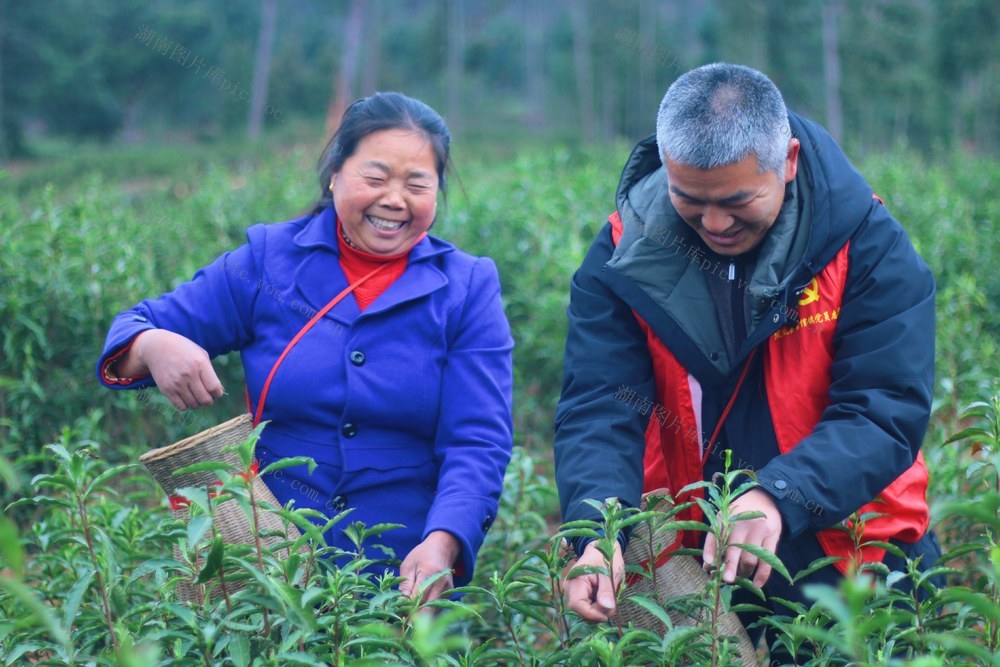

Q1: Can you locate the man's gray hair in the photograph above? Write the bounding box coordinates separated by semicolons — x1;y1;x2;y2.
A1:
656;63;791;175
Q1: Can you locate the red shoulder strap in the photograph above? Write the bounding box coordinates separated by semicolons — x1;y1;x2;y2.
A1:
250;263;389;426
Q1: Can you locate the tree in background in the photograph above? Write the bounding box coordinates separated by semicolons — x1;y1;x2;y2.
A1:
821;0;843;144
247;0;278;141
1;0;998;161
324;0;365;137
935;0;1000;153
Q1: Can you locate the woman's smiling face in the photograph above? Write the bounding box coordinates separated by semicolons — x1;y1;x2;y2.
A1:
331;128;440;256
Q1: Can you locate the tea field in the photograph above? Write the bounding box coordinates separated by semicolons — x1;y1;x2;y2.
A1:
0;141;997;665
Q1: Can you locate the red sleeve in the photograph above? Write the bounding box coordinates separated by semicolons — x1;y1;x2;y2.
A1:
99;335;151;386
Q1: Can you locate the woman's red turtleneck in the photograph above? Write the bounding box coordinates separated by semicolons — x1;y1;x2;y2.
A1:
336;218;410;311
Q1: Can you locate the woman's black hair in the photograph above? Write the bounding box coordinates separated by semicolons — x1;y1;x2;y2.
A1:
311;92;451;215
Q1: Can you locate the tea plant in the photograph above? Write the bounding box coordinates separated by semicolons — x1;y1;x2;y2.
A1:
2;145;999;664
5;415;997;665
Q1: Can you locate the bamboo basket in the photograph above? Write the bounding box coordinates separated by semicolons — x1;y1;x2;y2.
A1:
140;413;302;602
618;490;757;666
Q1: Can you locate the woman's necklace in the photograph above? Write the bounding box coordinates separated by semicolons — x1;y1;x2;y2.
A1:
341;225;358;249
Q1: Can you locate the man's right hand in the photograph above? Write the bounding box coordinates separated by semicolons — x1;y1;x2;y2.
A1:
120;330;224;411
564;539;624;623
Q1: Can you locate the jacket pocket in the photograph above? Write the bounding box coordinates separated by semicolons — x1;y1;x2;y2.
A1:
341;440;436;473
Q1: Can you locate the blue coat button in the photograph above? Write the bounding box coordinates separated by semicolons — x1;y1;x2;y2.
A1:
774;480;787;490
342;423;357;438
330;495;347;512
350;350;365;366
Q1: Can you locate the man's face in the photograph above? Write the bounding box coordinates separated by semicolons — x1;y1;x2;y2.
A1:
665;140;800;256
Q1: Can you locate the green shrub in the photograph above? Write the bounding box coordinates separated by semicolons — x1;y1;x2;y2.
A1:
1;144;998;664
1;411;997;665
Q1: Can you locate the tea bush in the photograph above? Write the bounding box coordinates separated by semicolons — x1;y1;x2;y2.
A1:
1;411;996;665
1;144;998;665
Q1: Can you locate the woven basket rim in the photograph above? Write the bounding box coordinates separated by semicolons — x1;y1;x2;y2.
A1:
138;413;253;464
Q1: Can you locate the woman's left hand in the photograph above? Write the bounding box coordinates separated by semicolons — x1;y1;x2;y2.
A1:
399;530;461;605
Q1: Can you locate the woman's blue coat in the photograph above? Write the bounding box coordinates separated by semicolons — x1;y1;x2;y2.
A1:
97;207;514;584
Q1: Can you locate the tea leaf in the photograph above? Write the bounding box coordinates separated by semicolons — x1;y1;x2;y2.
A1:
61;568;95;633
195;536;225;584
186;514;212;548
258;456;317;476
172;461;234;476
731;542;792;583
81;463;135;500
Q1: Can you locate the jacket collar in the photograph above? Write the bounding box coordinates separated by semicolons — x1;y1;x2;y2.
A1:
614;111;872;275
292;206;455;265
608;113;873;385
292;207;339;250
609;131;810;382
290;206;454;325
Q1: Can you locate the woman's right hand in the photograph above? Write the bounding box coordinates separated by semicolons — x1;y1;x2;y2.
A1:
121;330;225;411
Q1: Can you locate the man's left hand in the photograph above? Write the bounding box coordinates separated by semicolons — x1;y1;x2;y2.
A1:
399;530;461;605
703;488;782;588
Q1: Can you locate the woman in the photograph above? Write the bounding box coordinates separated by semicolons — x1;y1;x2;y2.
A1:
96;92;514;603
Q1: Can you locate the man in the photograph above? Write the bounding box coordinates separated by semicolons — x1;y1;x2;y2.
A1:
553;63;939;628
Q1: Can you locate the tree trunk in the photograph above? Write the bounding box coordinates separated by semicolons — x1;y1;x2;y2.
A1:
568;0;596;144
325;0;366;137
637;0;656;136
523;0;545;131
447;0;465;134
121;92;142;144
360;0;381;95
247;0;278;141
0;0;6;162
975;63;998;153
821;0;843;144
600;57;614;141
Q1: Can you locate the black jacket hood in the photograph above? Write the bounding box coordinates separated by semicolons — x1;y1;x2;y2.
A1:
614;111;874;278
604;111;881;381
